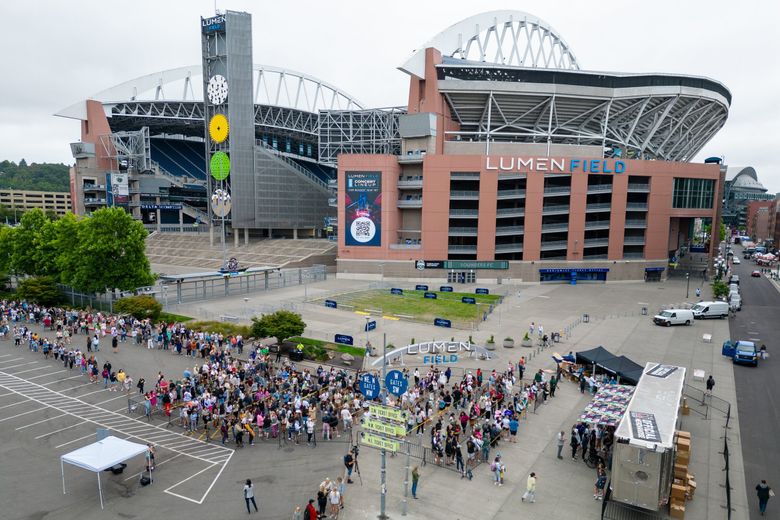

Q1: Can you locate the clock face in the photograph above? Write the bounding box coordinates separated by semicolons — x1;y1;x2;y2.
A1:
207;75;228;105
208;114;229;143
210;152;231;181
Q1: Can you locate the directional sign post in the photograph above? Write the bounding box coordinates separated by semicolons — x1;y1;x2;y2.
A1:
369;404;408;423
362;417;406;437
361;432;399;453
385;369;409;397
359;373;380;400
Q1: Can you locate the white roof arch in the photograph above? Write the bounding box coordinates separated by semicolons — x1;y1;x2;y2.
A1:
400;10;580;78
56;64;364;120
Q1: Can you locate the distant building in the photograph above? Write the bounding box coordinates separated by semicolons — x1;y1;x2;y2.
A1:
768;197;780;248
722;167;774;229
746;200;773;241
0;189;71;218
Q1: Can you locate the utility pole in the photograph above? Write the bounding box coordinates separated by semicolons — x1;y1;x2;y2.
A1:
685;272;690;299
402;437;410;515
379;332;387;520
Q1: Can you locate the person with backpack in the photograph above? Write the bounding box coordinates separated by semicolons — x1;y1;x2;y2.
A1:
304;499;317;520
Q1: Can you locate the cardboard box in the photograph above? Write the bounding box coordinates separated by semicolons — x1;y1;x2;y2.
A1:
671;484;687;500
671;503;686;519
676;451;690;464
676;431;691;440
677;438;691;451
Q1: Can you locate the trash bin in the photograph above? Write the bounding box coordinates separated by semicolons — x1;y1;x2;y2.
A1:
641;307;648;316
582;314;589;323
553;332;560;343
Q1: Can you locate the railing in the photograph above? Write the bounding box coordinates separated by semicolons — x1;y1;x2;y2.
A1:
623;252;644;259
627;183;650;191
495;243;523;252
540;240;568;249
542;204;569;214
496;207;524;216
256;140;329;192
150;160;206;187
84;198;107;205
583;254;608;260
496;189;526;198
448;227;479;235
450;190;480;198
586;184;612;192
585;203;612;211
397;199;423;208
447;245;477;252
389;243;422;250
181;202;209;221
543;186;571;195
144;224;209;233
626;202;648;210
624;219;647;227
541;223;569;232
623;236;646;245
585;221;611;229
83;184;105;191
398;151;426;162
495;225;524;235
583;238;609;247
397;179;423;188
450;209;479;217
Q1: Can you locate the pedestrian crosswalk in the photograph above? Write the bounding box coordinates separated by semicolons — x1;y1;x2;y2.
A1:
0;370;234;465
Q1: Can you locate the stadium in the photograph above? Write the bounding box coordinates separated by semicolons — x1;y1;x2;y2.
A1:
58;10;730;281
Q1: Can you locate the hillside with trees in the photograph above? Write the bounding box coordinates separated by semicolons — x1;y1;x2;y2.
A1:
0;159;70;192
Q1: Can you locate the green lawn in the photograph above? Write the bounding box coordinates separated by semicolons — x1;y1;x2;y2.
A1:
286;336;366;357
326;289;501;322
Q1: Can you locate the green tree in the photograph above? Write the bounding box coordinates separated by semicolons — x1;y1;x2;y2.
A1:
115;295;162;321
0;160;69;192
10;209;50;275
251;310;306;344
49;213;81;284
0;225;15;273
16;276;63;306
711;280;729;299
68;207;154;293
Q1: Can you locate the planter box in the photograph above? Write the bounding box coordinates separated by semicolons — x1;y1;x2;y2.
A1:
485;342;496;351
503;339;515;348
521;338;533;348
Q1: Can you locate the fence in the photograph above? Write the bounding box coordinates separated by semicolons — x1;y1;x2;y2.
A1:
682;384;732;518
159;265;327;306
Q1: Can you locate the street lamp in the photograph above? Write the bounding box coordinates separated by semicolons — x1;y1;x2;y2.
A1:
364;315;371;352
685;272;690;299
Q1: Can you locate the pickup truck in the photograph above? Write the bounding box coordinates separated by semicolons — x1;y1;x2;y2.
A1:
722;340;758;366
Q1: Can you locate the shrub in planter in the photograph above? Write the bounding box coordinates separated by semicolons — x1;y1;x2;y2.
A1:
521;332;533;347
503;336;515;348
485;334;496;351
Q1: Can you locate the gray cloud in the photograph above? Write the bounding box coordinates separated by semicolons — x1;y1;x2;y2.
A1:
4;0;779;192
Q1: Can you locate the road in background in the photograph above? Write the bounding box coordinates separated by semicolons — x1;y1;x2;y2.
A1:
729;247;780;519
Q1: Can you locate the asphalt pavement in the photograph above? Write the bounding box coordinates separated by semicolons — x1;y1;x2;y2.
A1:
729;247;780;519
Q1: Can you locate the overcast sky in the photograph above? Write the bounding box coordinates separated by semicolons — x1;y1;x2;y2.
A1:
1;0;778;192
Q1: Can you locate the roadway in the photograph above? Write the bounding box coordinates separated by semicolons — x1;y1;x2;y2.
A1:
728;247;780;519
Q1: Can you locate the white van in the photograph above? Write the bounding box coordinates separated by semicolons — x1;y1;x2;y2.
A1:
653;309;694;326
691;301;729;319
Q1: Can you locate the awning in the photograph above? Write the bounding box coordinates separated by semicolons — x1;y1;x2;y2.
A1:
575;347;644;385
61;436;148;509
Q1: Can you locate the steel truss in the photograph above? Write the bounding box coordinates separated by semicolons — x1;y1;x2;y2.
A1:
441;90;728;162
318;108;404;166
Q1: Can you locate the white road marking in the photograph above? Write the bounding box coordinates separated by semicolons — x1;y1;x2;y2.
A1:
0;357;25;364
0;400;29;410
94;394;128;405
13;366;50;375
55;433;96;449
16;413;68;430
0;406;50;423
0;362;39;370
42;374;87;385
26;370;68;380
123;453;183;481
35;422;82;439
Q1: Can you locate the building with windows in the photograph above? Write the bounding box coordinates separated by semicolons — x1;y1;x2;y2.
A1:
337;11;729;283
722;166;774;229
0;189;71;218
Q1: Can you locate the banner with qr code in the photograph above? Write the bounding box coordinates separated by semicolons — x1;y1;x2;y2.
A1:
345;171;382;246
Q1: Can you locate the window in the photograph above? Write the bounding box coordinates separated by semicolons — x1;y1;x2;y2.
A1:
672;178;714;209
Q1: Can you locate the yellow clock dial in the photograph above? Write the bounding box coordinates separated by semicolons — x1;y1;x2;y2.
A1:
209;114;229;143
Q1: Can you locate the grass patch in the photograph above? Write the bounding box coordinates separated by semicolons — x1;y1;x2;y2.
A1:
319;289;501;323
288;336;366;357
158;311;194;323
187;320;252;337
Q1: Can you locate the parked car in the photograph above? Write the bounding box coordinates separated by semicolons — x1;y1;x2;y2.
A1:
751;270;761;277
733;257;741;265
729;293;742;311
691;301;729;319
653;309;694;326
722;340;758;366
729;275;740;285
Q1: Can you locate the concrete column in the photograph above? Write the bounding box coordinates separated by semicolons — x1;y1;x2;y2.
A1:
155;196;161;232
244;227;249;245
234;227;239;247
209;224;214;246
178;209;183;233
268;227;273;238
293;228;298;239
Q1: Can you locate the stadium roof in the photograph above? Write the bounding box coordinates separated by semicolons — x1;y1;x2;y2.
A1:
725;166;766;191
55;64;364;120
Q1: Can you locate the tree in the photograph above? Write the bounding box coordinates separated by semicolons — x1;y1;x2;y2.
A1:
251;310;306;344
10;209;50;275
0;160;69;192
115;295;162;321
16;276;63;306
68;207;155;293
49;213;81;284
0;225;15;273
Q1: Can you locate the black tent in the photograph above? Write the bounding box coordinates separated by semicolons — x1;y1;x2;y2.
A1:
575;347;644;385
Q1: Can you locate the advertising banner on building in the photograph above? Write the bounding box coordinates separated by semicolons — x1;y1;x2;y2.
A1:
345;171;381;246
107;173;129;206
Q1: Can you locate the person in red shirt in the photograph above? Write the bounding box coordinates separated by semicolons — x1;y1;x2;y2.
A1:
304;499;317;520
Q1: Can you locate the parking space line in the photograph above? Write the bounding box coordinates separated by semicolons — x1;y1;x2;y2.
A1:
0;406;50;423
95;394;130;405
0;400;29;410
16;413;68;430
123;453;183;481
0;357;25;364
13;366;50;375
0;354;12;358
34;422;82;439
27;370;67;380
55;433;95;449
164;462;219;504
0;392;14;398
0;362;39;370
75;388;108;397
42;374;87;385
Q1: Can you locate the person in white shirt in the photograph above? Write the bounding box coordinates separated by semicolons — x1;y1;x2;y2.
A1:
243;479;258;513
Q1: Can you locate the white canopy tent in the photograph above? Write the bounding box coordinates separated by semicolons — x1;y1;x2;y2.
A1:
60;436;148;509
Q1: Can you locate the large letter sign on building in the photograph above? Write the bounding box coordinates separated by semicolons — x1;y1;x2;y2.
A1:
345;172;382;246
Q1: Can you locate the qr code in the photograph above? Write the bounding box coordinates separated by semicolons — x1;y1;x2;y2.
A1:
355;220;371;237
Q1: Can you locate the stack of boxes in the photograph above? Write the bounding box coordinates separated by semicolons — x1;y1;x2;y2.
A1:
670;430;696;518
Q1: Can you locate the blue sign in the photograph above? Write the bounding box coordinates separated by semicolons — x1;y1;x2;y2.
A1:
325;299;337;309
335;334;354;346
423;354;461;365
424;292;437;299
390;288;403;295
475;288;489;295
385;370;409;396
645;267;665;272
434;318;452;328
538;268;610;274
359;373;380;400
364;320;377;332
415;284;429;291
440;286;454;292
462;297;476;304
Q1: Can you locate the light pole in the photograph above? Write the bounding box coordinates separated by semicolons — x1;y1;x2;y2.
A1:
379;332;388;520
364;316;370;351
685;272;690;299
